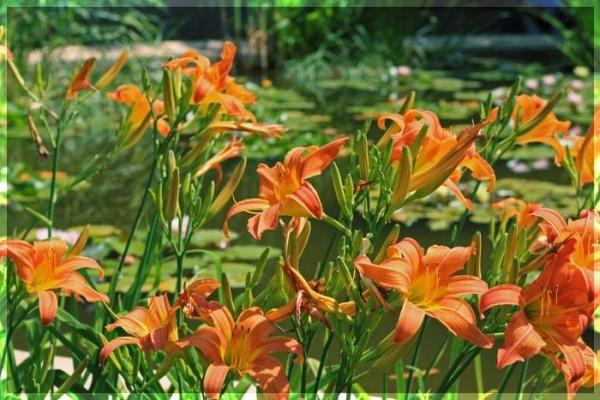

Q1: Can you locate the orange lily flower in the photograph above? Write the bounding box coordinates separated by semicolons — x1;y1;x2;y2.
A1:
0;238;108;325
224;137;348;240
100;294;179;364
207;120;287;138
176;305;303;400
165;42;256;121
66;58;97;100
533;208;600;300
193;138;244;181
480;240;593;396
491;197;542;230
354;237;493;348
177;278;220;321
107;84;170;139
266;263;355;326
572;107;599;186
379;111;495;208
487;94;571;165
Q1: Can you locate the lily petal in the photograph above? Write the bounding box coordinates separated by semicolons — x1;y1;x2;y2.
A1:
479;284;522;316
354;255;411;293
393;299;426;344
247;355;290;400
300;137;348;180
445;275;488;297
204;364;231;399
100;336;140;365
38;290;58;326
427;297;493;349
498;311;546;368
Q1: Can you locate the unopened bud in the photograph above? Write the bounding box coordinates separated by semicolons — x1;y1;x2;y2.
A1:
208;158;246;216
165;168;180;221
96;49;128;90
162;69;177;123
390;146;412;209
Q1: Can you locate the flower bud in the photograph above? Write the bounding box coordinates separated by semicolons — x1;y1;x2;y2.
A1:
331;162;348;216
167;150;177;178
357;132;370;180
162;68;177;123
374;224;401;263
165;167;180;221
398;90;416;115
466;231;482;278
96;49;128;90
390;146;412;209
208;158;246;216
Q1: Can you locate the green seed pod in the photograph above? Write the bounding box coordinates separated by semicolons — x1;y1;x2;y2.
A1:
162;69;177;123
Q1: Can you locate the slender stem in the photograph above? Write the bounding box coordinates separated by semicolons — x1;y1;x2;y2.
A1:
0;298;35;380
106;153;158;310
434;346;480;398
47;121;64;237
405;318;428;397
496;364;517;400
313;326;333;399
514;359;529;400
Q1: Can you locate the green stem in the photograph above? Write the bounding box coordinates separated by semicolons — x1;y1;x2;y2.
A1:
405;318;428;397
47;121;64;237
514;359;529;400
0;298;36;383
106;153;158;310
496;364;517;400
434;346;480;398
313;331;333;399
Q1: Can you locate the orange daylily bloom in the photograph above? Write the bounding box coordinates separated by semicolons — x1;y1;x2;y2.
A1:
533;208;600;300
207;120;287;138
354;237;493;348
193;138;244;181
0;238;108;325
572;107;599;186
491;197;542;230
267;263;355;327
66;58;97;100
107;84;170;139
177;306;303;400
165;42;257;121
100;294;179;364
224;137;348;240
177;278;220;320
487;94;571;165
480;240;594;397
379;111;495;208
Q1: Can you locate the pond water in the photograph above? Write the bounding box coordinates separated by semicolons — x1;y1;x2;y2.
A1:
6;62;594;393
